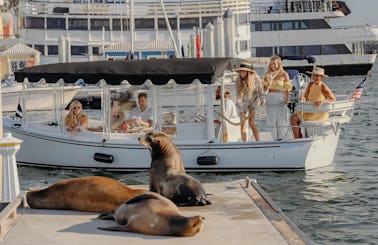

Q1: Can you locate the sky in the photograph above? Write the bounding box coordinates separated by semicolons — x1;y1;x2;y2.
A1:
331;0;378;26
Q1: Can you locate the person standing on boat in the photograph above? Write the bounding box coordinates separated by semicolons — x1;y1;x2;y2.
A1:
290;67;336;139
129;92;153;128
215;86;238;142
65;100;89;137
234;62;263;142
263;56;292;140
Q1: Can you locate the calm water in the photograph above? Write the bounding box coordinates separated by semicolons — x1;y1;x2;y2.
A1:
17;66;378;245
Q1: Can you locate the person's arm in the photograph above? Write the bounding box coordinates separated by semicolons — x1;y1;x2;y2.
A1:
283;72;292;104
301;82;312;102
322;83;336;102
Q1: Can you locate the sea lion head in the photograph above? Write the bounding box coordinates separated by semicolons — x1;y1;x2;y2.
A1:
138;131;177;158
172;215;205;237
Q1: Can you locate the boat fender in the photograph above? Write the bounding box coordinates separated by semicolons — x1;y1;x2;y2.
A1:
197;156;219;165
94;153;114;163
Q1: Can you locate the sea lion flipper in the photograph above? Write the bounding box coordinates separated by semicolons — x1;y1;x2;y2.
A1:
125;192;159;205
98;226;128;232
97;211;115;220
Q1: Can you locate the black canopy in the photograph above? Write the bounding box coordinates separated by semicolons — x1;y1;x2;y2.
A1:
15;58;243;85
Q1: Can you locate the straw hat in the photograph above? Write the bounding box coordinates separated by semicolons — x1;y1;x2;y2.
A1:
306;67;329;78
233;61;255;73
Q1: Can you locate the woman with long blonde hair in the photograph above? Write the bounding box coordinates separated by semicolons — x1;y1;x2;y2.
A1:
234;62;263;142
65;100;89;136
263;55;292;140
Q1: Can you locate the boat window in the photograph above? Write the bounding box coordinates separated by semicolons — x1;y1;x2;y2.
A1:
157;18;177;30
68;19;88;30
322;44;351;55
90;19;110;31
92;47;100;55
201;16;217;27
135;18;155;30
34;45;45;55
112;18;129;31
239;40;249;52
25;17;44;29
47;18;66;30
237;13;249;25
71;46;88;56
47;45;58;55
180;18;200;29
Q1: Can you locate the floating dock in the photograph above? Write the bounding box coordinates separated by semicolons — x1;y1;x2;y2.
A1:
0;179;310;245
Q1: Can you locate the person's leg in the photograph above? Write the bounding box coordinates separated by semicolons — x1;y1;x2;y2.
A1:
240;112;247;142
290;114;302;139
248;107;259;142
266;93;277;140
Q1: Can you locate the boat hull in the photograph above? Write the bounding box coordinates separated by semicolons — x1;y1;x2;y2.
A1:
3;118;340;172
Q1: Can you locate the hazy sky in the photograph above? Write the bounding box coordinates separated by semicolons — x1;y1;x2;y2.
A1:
331;0;378;26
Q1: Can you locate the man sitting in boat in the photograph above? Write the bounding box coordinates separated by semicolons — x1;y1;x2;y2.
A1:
65;100;89;137
110;99;129;133
290;67;336;139
127;92;153;129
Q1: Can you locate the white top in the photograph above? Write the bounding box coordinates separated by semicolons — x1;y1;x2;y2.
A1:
130;106;153;123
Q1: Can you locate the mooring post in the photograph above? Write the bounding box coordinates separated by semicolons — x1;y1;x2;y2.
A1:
0;133;22;203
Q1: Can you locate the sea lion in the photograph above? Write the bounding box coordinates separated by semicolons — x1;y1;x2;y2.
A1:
98;192;205;237
138;131;211;206
26;176;146;213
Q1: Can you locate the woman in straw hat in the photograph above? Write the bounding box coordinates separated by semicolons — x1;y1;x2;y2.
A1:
290;66;336;139
263;56;292;140
234;61;263;142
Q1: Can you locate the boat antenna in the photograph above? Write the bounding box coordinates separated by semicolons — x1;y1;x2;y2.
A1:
160;0;181;57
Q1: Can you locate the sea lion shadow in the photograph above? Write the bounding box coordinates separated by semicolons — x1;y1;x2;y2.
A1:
59;220;178;240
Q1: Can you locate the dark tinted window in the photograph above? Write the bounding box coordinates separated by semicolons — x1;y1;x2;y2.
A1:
48;45;58;55
34;45;44;55
47;18;65;29
180;18;199;29
112;18;129;31
25;17;44;29
157;18;177;29
135;18;154;30
68;19;88;30
71;46;88;56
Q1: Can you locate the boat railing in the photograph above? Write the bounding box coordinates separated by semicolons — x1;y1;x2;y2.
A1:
19;0;249;17
250;0;334;15
296;97;355;137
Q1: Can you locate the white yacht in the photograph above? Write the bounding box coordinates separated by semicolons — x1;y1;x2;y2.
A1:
17;0;251;64
250;0;378;76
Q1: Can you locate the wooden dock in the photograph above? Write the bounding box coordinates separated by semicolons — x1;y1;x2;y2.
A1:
0;179;310;245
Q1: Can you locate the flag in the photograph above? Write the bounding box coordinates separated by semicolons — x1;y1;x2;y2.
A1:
15;102;22;119
351;75;368;100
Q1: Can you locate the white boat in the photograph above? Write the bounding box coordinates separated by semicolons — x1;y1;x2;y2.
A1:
16;0;251;63
250;0;378;76
1;78;80;112
3;58;355;171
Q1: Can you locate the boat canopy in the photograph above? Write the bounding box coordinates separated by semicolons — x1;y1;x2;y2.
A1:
14;58;243;85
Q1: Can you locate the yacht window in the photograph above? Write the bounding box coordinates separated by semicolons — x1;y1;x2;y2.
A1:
157;18;177;30
34;45;45;55
112;18;129;31
322;44;351;55
302;45;322;55
201;16;217;27
281;21;293;30
69;19;88;30
93;47;100;55
256;47;273;57
47;18;66;29
47;45;59;55
180;18;199;29
10;60;27;73
25;17;44;29
135;18;154;30
237;13;249;25
71;46;88;56
239;40;249;52
250;22;258;32
90;19;110;31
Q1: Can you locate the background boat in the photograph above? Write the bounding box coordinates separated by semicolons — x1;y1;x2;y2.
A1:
250;0;378;76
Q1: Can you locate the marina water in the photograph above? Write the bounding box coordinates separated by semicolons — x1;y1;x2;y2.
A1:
16;65;378;245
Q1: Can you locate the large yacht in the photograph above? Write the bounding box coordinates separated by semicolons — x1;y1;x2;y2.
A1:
16;0;251;64
250;0;378;76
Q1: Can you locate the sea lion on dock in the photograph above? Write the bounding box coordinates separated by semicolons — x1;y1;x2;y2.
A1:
98;192;205;237
138;131;211;206
26;176;146;213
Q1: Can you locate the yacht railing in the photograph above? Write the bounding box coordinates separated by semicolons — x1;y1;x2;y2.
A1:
19;0;249;17
251;0;334;15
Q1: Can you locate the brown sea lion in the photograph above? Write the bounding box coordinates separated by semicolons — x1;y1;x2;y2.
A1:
98;192;205;237
26;176;146;212
138;131;211;206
